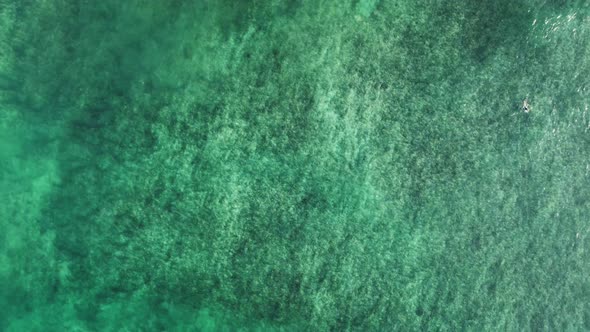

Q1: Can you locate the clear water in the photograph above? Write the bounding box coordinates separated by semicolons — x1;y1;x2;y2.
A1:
1;1;590;330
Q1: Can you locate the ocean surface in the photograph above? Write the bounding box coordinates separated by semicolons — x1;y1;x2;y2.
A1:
1;0;590;330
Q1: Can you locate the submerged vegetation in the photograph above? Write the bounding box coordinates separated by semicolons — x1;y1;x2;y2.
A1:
1;0;590;330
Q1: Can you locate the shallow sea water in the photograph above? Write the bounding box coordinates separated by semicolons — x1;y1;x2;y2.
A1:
1;0;590;331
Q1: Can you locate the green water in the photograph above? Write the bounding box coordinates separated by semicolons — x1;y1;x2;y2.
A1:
1;0;590;331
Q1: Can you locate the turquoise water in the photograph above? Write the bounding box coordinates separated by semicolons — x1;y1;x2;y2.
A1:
1;0;590;330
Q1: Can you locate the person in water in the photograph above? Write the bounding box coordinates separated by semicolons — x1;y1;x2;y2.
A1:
522;98;530;113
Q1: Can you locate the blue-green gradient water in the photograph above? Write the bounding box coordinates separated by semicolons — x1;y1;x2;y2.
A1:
1;0;590;330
